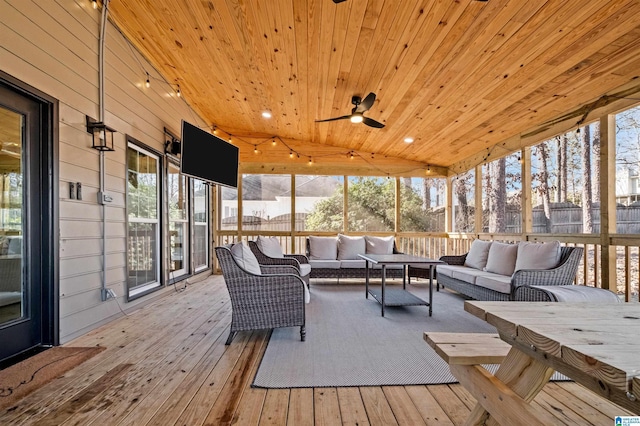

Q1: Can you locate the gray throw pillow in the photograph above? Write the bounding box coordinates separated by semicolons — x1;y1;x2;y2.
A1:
230;241;262;275
484;242;518;276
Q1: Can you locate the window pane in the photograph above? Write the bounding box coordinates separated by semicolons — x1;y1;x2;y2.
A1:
220;186;238;230
399;177;446;232
298;175;344;232
481;154;522;233
531;123;599;234
168;163;188;275
616;105;640;234
453;170;475;232
241;174;292;231
347;176;394;232
127;145;160;297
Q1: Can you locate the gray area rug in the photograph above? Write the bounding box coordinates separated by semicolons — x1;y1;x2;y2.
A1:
253;282;500;388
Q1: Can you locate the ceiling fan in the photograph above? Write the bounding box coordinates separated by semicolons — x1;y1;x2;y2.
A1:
315;92;385;128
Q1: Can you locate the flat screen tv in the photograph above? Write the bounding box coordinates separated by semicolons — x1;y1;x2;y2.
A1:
180;120;239;188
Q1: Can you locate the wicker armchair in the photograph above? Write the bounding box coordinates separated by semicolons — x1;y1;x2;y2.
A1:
248;240;310;286
215;245;306;345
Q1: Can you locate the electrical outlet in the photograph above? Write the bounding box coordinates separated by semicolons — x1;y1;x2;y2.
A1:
69;182;76;199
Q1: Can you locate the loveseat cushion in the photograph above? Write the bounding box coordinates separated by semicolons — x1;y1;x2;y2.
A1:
433;264;470;278
475;275;512;294
339;259;367;268
365;235;394;254
485;242;518;276
451;268;496;285
337;234;366;260
514;241;561;272
309;259;341;269
309;236;338;260
464;240;492;270
256;236;285;258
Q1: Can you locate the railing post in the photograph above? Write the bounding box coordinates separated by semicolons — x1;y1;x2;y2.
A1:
446;175;453;255
600;114;616;291
475;165;482;236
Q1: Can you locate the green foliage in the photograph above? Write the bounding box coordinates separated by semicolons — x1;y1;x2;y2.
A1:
304;177;433;232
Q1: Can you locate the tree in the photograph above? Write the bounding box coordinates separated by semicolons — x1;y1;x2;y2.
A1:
581;126;593;232
305;177;431;232
489;157;507;232
454;171;474;232
533;143;552;232
592;122;601;203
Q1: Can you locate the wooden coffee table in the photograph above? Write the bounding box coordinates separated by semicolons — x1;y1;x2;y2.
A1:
358;253;443;317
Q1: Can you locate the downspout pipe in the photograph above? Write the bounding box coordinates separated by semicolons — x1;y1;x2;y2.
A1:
99;0;110;301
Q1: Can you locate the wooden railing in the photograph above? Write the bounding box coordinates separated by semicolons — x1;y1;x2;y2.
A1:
214;230;639;302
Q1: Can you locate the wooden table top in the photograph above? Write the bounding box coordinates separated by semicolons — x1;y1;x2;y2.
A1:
358;253;443;264
465;301;640;403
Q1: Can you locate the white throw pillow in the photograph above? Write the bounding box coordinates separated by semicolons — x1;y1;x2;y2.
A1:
464;240;492;270
484;242;518;276
337;234;366;260
309;236;338;260
256;236;284;258
365;235;395;254
514;241;561;272
230;241;262;275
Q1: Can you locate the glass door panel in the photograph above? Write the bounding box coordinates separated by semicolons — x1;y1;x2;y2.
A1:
0;106;23;326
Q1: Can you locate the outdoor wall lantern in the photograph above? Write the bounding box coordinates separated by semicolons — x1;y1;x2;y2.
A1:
86;116;116;151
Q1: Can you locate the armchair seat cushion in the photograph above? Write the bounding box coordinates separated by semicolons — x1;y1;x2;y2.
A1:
299;263;311;276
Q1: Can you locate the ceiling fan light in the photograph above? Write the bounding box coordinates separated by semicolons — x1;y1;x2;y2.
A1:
350;114;364;124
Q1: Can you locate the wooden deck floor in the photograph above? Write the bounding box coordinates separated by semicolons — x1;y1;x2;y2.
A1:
0;276;633;425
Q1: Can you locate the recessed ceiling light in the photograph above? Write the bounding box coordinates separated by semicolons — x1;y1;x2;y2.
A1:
262;111;272;119
404;137;414;143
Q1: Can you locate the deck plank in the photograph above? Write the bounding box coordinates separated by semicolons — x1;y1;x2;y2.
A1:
336;387;370;426
287;388;314;426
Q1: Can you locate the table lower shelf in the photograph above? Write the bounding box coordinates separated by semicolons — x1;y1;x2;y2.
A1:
368;287;430;307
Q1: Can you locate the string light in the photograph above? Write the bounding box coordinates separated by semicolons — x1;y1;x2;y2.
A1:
145;72;150;88
176;85;181;97
212;126;218;135
289;150;294;158
271;138;276;146
228;135;232;143
350;152;355;160
371;153;375;159
92;0;98;9
254;145;258;154
308;156;313;165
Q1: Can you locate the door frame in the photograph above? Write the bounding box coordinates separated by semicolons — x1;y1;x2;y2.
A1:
0;70;59;350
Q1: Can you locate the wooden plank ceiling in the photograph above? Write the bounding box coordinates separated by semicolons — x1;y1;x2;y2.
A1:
107;0;640;177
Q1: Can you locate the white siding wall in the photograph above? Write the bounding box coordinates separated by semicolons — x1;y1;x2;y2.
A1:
0;0;210;341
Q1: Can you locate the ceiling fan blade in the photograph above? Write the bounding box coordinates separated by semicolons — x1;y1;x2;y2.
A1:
363;117;385;128
355;92;376;113
332;0;347;3
315;115;351;123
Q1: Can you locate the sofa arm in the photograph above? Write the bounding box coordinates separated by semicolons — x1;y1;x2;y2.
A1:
439;253;467;266
511;246;584;291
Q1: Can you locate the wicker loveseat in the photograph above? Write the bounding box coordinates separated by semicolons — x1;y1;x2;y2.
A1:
422;240;584;301
305;235;404;280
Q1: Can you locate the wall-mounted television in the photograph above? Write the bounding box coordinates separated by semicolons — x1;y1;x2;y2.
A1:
180;120;239;188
